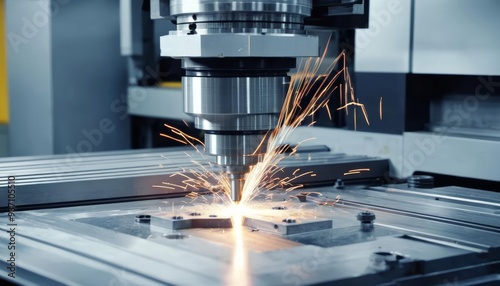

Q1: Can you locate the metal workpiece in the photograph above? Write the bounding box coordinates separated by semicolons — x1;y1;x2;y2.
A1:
244;217;333;235
0;147;388;210
4;184;500;285
149;215;233;230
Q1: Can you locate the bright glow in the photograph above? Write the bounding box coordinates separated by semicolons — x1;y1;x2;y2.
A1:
226;203;251;286
156;43;370;208
154;44;375;283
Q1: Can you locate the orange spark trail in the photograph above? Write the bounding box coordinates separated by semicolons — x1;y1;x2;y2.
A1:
379;97;383;120
240;43;370;204
156;37;370;208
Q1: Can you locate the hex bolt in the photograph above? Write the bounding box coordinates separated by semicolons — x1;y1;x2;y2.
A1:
171;216;184;220
282;218;296;223
189;212;201;216
357;211;376;224
272;206;287;210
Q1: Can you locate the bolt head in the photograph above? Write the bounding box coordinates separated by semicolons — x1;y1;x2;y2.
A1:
357;211;376;223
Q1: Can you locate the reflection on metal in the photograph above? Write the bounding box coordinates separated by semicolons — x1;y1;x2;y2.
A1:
0;146;388;210
244;217;332;235
2;184;500;285
151;215;232;230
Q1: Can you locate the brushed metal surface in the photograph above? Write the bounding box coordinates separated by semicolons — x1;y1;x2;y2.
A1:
0;147;388;209
1;185;499;285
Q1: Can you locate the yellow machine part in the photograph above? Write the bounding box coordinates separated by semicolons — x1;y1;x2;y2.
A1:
0;0;8;124
159;81;182;89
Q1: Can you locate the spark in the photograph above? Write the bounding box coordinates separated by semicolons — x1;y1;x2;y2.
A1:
233;45;366;203
379;97;383;120
159;134;187;145
337;101;370;126
354;102;357;130
161;182;186;190
344;168;371;176
161;124;205;149
349;168;370;172
157;36;370;216
152;185;175;190
325;101;333;121
315;195;341;206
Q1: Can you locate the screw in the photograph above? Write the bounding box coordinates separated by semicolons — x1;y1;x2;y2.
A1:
188;23;197;35
209;214;217;217
171;216;184;220
272;206;287;210
357;211;376;224
282;218;296;223
189;212;201;216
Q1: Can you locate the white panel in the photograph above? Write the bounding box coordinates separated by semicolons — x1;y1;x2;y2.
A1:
6;0;54;156
127;86;192;121
403;132;500;181
413;0;500;75
287;127;405;178
355;0;412;73
120;0;143;56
